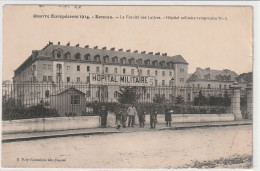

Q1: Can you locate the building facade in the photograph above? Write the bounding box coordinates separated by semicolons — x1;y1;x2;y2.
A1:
187;67;247;90
12;42;188;106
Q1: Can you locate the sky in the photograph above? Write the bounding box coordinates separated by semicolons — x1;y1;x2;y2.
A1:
2;5;253;81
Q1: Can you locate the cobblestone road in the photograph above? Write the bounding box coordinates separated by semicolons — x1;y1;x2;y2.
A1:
2;125;252;168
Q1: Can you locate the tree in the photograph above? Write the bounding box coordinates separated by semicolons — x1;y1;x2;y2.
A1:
153;94;168;104
222;90;231;106
193;90;207;106
117;86;140;104
175;95;184;105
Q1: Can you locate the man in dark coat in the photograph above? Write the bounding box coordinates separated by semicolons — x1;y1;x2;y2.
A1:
150;105;158;129
115;107;123;129
138;105;146;128
93;100;99;115
99;106;108;128
121;107;128;128
165;107;173;127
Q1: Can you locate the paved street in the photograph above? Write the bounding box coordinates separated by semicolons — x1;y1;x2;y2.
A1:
2;125;252;168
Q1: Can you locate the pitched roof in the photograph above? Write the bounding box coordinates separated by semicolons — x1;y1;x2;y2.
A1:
38;44;188;64
187;67;238;82
52;87;85;96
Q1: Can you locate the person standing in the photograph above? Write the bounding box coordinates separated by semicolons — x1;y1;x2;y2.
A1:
127;105;137;127
165;107;173;127
150;106;158;129
115;107;123;129
138;105;146;128
93;100;99;115
99;106;108;128
121;106;128;128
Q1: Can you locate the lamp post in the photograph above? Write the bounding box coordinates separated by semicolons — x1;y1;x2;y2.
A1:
171;77;175;104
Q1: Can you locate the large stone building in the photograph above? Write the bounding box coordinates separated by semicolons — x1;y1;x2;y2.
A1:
187;67;247;90
12;41;189;110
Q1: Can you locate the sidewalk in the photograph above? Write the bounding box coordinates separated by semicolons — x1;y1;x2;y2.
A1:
2;120;252;143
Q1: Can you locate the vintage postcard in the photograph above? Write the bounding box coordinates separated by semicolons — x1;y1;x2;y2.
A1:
1;5;253;169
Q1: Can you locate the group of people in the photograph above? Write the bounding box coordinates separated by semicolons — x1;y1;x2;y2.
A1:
98;104;174;129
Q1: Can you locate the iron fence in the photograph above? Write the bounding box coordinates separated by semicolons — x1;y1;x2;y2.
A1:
2;81;245;120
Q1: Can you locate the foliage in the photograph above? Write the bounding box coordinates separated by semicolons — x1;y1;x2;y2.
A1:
153;94;168;104
117;86;141;104
2;96;59;120
222;90;231;106
65;112;77;117
193;90;207;106
175;95;185;105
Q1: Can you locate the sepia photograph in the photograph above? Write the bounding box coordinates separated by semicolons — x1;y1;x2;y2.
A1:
1;4;253;169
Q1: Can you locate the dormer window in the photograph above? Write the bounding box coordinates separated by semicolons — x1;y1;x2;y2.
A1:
53;49;63;58
129;58;135;64
152;60;158;66
75;53;81;60
94;55;100;62
112;56;118;63
103;55;109;63
160;61;165;67
64;52;71;59
144;60;150;65
137;59;142;65
57;51;62;58
84;54;90;61
120;57;126;64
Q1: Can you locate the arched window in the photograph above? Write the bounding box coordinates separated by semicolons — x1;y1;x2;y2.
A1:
137;58;142;65
120;57;126;64
75;53;81;60
96;67;100;73
94;55;100;62
129;58;135;64
84;54;90;61
160;61;165;67
112;56;118;63
144;60;150;65
57;51;62;58
103;55;109;63
64;52;71;59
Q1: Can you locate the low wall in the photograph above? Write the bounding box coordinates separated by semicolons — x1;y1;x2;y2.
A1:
146;113;235;124
2;113;234;134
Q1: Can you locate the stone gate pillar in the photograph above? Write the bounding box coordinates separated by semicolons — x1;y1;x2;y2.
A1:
246;83;253;120
230;82;243;120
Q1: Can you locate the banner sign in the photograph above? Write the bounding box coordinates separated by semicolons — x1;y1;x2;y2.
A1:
90;74;155;87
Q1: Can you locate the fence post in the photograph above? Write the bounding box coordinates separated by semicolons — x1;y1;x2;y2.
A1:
246;83;253;120
230;82;243;120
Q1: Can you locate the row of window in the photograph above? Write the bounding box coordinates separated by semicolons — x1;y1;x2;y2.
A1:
69;65;176;76
54;50;176;68
189;84;231;89
42;76;53;82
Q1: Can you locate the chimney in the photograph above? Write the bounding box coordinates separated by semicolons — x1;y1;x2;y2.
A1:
134;50;138;53
94;46;98;49
49;41;53;45
66;42;70;46
205;67;210;71
58;42;60;45
102;47;106;50
163;53;167;56
118;48;123;51
155;52;160;55
148;52;153;55
126;49;131;52
141;51;146;54
85;45;89;48
76;44;79;47
110;47;115;51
